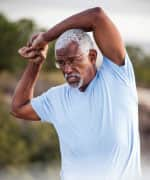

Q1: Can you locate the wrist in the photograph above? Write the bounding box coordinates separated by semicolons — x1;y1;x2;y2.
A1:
40;32;48;43
42;32;51;42
29;58;45;66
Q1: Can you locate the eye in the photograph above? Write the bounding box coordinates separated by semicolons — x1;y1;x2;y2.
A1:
69;58;75;64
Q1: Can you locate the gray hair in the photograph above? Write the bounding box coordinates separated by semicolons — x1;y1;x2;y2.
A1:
55;29;94;57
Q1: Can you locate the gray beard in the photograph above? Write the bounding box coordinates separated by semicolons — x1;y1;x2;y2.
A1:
64;73;84;89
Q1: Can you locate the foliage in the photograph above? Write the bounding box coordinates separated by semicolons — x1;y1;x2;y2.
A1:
126;45;150;87
0;14;34;72
0;14;57;73
0;97;60;169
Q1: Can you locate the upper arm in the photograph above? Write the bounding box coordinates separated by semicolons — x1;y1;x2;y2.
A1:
11;102;41;121
92;7;126;65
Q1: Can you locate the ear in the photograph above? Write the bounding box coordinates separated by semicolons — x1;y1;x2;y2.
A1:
88;49;97;64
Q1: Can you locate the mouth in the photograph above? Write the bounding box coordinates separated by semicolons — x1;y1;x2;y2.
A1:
65;73;83;88
67;76;80;83
65;73;80;82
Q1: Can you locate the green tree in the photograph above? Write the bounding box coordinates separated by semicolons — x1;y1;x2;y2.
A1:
0;14;36;72
126;45;150;87
0;97;60;169
0;13;57;73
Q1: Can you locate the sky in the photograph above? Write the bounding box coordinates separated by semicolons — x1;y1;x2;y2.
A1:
0;0;150;49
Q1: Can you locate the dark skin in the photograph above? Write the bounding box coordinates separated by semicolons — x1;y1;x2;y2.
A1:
11;7;125;121
56;41;97;91
11;45;48;121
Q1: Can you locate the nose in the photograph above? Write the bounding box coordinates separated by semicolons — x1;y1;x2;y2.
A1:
63;64;73;74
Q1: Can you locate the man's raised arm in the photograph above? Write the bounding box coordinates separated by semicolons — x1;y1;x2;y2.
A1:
11;46;48;121
31;7;125;65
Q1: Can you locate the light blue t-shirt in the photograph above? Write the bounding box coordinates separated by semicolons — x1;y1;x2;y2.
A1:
31;53;141;180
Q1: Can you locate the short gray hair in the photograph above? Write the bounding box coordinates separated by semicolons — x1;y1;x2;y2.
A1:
55;29;94;56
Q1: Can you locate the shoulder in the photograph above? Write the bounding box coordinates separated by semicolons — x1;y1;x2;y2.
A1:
101;52;132;69
97;52;136;86
97;52;133;74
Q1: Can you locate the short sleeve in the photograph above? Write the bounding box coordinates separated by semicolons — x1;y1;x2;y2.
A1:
31;88;56;124
102;52;136;86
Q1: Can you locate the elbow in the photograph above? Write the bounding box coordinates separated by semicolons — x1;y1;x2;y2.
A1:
10;102;20;118
92;7;103;14
91;7;105;26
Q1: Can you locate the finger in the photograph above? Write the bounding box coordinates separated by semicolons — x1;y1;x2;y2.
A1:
18;47;29;56
18;47;26;54
18;47;34;57
18;47;35;58
25;46;34;53
24;50;41;59
18;46;32;53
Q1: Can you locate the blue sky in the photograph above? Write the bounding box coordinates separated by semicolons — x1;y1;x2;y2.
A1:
0;0;150;48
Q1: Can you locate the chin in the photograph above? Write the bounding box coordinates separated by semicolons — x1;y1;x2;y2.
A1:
68;79;84;89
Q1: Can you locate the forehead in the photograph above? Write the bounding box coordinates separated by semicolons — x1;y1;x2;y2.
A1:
56;41;83;58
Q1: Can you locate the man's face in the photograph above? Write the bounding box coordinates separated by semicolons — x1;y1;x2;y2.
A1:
56;41;97;90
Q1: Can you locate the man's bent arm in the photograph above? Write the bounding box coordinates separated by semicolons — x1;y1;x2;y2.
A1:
11;61;43;121
37;7;125;65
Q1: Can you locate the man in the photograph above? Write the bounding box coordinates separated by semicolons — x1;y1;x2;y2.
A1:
11;7;141;180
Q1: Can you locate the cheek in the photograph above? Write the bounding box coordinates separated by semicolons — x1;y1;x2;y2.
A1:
76;64;92;78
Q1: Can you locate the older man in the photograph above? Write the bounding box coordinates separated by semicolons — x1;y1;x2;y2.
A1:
11;7;141;180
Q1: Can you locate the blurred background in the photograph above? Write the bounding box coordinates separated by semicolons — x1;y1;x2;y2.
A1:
0;0;150;179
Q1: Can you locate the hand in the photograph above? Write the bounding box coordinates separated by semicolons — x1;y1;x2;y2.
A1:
18;44;48;64
28;32;48;49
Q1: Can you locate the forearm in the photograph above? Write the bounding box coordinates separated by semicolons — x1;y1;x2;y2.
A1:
12;62;43;110
43;7;100;42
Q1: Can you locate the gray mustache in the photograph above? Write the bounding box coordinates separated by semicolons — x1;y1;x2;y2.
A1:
65;73;80;79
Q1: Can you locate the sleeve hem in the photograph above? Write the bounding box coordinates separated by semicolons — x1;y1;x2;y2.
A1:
31;98;45;122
